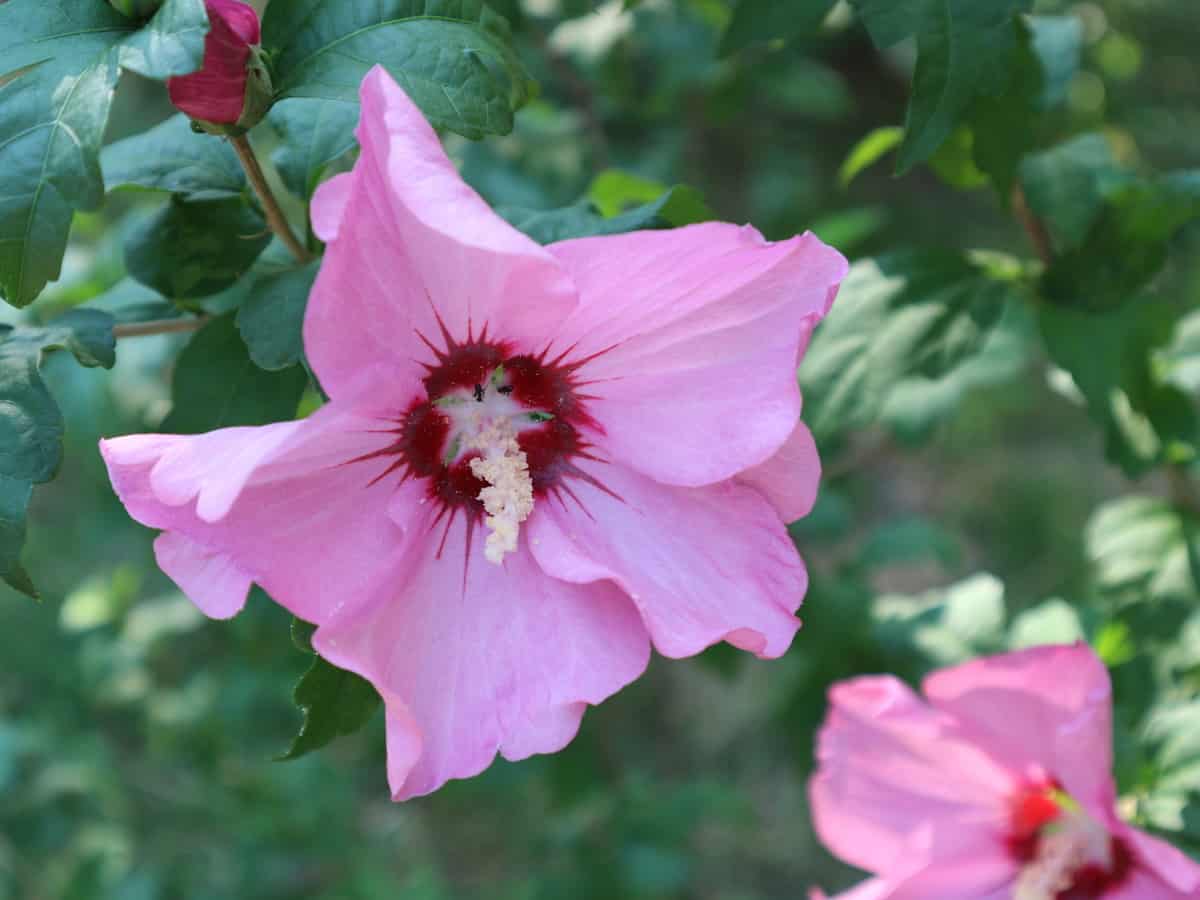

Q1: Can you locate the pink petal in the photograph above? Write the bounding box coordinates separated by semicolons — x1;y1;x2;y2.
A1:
100;374;421;626
311;522;650;800
526;461;806;660
810;881;896;900
922;643;1117;821
153;531;251;618
1116;823;1200;894
311;172;352;242
304;67;578;401
736;417;821;522
547;224;846;486
809;675;1019;878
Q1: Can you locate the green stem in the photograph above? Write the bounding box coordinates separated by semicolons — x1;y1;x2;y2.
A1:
230;134;311;264
112;317;208;339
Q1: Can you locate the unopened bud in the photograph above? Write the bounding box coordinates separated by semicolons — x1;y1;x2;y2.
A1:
168;0;272;133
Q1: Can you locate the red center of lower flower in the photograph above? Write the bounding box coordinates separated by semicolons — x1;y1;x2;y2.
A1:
1007;785;1133;899
355;321;607;563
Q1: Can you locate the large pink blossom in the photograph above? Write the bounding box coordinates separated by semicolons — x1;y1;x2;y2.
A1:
809;643;1200;899
101;67;847;800
167;0;260;124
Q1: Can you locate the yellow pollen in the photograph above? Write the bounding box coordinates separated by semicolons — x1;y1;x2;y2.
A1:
467;418;534;565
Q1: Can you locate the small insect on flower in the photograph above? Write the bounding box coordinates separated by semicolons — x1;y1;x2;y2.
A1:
808;643;1200;900
100;66;847;800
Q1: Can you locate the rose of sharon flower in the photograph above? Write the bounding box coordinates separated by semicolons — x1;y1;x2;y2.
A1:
167;0;267;127
809;643;1200;899
101;67;847;800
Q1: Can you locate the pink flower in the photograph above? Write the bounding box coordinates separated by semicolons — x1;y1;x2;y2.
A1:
100;67;847;800
167;0;261;125
809;643;1200;899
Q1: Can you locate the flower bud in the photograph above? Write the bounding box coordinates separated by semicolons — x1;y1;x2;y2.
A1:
108;0;164;18
167;0;272;133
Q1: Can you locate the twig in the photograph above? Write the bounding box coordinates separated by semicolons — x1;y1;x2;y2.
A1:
229;134;311;264
112;317;208;339
1011;183;1053;267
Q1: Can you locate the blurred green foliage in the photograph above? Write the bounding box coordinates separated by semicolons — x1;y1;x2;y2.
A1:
2;0;1200;897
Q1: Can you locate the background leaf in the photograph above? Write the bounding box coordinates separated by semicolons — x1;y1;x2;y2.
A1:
102;115;246;201
262;0;533;140
719;0;838;57
799;251;1021;442
125;197;271;299
160;315;307;434
0;310;116;597
0;0;207;308
268;99;360;199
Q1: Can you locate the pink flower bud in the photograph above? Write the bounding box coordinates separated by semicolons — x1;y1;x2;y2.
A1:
168;0;270;129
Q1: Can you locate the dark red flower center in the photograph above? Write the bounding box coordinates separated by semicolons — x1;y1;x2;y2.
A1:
354;322;606;563
1007;785;1133;899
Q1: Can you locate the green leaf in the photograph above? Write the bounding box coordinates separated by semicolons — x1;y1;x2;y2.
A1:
501;182;712;244
0;309;116;598
1158;310;1200;395
1039;168;1200;310
896;1;1033;172
291;617;317;653
279;654;381;761
268;99;360;199
270;101;357;200
967;20;1043;196
161;315;307;433
116;0;209;79
0;0;209;308
102;115;246;200
0;310;117;485
927;126;989;190
848;0;923;47
235;254;320;371
262;0;533;141
799;251;1019;443
881;297;1032;442
1019;133;1119;252
838;126;904;187
718;0;837;56
126;197;271;299
1008;599;1085;649
1087;496;1199;602
0;476;36;598
872;572;1007;667
1039;302;1194;475
1028;15;1083;109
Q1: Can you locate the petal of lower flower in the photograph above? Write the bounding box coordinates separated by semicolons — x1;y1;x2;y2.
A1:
922;643;1117;824
809;675;1017;876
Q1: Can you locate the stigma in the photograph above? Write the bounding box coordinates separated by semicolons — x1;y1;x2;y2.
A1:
468;418;534;565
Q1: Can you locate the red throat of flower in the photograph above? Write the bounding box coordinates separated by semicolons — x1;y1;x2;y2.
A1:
354;319;610;565
1008;785;1133;900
